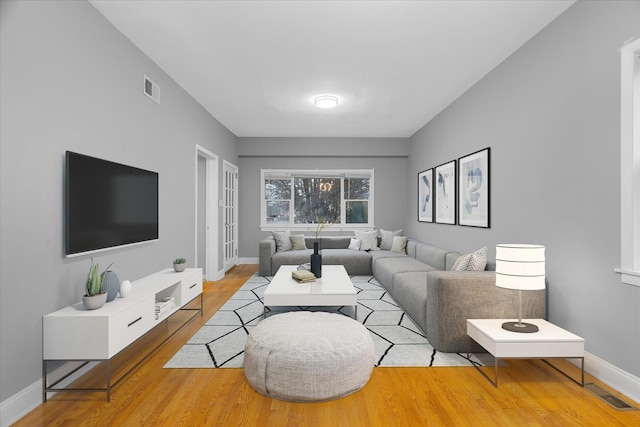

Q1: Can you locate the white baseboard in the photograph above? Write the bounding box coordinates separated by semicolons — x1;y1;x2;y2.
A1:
0;361;96;427
580;351;640;404
238;257;258;265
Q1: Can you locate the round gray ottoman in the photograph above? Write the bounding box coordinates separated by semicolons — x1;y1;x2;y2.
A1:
244;311;375;402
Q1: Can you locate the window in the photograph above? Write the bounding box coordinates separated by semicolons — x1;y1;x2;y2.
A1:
617;38;640;287
261;169;374;230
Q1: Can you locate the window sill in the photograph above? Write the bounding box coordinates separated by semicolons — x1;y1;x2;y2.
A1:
260;225;374;233
615;268;640;287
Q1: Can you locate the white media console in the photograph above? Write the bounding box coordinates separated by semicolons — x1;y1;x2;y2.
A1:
43;268;203;402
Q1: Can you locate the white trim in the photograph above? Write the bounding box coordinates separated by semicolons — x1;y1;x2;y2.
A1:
618;38;640;287
195;145;219;282
238;257;258;265
615;268;640;287
569;351;640;404
1;362;95;427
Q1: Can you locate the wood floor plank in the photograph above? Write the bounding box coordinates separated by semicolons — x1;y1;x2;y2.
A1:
17;264;640;427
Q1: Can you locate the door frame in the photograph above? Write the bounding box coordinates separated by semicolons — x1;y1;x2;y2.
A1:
195;145;220;281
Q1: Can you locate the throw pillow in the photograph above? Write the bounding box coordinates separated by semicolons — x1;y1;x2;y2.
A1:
390;236;408;254
271;230;292;252
452;246;488;271
290;235;308;251
355;230;378;251
380;229;403;250
348;238;361;251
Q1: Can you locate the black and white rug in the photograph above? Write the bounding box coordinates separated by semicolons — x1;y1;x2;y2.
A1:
164;274;492;368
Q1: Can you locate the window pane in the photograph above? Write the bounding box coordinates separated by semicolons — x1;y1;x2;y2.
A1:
266;201;289;224
346;201;368;223
344;178;370;199
294;178;341;224
265;179;291;200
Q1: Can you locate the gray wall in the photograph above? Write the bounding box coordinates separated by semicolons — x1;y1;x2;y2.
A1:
237;137;409;257
0;1;237;401
406;0;640;377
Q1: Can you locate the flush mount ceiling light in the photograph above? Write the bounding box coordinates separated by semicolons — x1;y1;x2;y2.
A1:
314;95;339;109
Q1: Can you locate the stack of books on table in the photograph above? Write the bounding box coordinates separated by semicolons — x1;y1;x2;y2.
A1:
292;270;316;283
155;296;175;320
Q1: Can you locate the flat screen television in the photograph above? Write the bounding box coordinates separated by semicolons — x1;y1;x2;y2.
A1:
65;151;159;256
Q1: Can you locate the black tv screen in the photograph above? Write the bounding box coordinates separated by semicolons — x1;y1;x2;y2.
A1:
65;151;159;256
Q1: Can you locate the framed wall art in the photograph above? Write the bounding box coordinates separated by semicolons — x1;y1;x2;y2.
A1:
418;169;433;222
435;160;456;224
458;147;490;228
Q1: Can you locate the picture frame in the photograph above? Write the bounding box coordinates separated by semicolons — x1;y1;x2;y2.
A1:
434;160;456;224
458;147;490;228
418;169;433;222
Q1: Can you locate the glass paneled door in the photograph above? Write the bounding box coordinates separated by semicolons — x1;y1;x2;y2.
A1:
223;161;238;271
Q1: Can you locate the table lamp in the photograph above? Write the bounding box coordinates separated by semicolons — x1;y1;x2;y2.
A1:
495;244;545;333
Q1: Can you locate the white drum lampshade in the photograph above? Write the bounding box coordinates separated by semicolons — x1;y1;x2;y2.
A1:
496;244;545;332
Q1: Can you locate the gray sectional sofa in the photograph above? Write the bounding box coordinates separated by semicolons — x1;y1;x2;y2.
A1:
258;235;546;353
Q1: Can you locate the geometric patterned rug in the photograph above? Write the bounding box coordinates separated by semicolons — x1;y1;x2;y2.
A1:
164;274;494;369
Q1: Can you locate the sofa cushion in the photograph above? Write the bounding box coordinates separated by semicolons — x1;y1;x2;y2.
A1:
272;230;292;252
392;272;429;334
369;250;406;272
320;249;372;276
290;235;308;250
318;236;352;249
348;238;361;250
355;230;378;251
452;247;487;271
272;249;314;273
373;256;435;294
390;236;408;254
380;229;403;250
413;242;451;271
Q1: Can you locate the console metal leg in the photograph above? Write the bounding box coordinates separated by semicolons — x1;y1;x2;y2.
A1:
42;360;47;403
106;360;111;402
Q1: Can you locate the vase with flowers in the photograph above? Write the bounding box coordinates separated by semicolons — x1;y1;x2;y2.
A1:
310;220;327;278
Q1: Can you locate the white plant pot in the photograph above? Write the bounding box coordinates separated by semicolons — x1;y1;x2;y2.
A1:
82;293;107;310
174;263;186;272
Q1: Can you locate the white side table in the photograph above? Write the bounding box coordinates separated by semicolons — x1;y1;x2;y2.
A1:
467;319;585;387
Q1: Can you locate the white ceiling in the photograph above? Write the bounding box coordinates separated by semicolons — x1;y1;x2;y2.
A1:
89;0;575;138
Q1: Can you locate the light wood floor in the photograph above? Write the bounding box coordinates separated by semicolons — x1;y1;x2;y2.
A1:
17;265;639;426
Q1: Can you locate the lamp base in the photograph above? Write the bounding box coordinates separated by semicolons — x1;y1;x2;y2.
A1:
502;321;539;333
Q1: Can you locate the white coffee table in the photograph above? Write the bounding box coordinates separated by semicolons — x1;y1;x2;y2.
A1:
263;265;357;318
467;318;585;387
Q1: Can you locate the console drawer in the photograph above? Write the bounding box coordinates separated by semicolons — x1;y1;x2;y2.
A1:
108;296;154;356
181;272;202;304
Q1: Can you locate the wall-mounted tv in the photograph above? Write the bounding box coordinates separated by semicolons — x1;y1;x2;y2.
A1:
65;151;159;256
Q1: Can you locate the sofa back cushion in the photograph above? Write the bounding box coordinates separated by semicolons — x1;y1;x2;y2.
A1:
304;236;352;250
405;239;461;271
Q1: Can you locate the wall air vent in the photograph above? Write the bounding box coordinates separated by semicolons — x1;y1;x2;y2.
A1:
143;75;160;104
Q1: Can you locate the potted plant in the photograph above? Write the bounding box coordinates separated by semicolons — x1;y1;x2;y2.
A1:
173;257;187;272
82;258;112;310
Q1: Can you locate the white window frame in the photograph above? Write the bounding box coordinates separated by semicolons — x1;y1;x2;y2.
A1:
260;169;375;232
616;38;640;287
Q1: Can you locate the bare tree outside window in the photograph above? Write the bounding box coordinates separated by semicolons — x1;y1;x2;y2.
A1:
294;178;341;224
